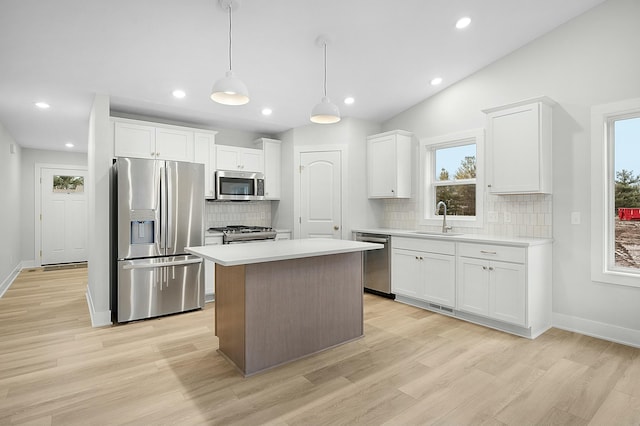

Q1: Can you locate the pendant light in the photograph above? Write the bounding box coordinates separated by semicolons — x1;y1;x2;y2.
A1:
211;0;249;106
310;36;341;124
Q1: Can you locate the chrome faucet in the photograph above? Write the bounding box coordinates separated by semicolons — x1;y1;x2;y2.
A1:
436;201;453;233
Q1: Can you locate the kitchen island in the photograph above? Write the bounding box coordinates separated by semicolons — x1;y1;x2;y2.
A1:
186;238;382;376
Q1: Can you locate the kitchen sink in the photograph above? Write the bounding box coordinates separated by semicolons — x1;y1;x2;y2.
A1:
410;231;464;236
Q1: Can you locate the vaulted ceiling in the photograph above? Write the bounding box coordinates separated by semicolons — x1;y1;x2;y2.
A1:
0;0;606;152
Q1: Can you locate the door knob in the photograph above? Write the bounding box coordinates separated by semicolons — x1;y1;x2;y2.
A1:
334;225;340;231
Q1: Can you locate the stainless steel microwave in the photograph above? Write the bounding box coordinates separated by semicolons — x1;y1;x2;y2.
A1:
215;170;265;201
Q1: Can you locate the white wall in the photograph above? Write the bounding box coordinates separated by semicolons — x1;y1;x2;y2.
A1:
0;123;22;294
19;148;87;263
87;94;112;326
274;117;383;234
383;0;640;345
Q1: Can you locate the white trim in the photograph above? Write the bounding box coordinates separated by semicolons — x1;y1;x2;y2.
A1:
419;129;485;229
0;262;22;299
293;144;348;240
553;312;640;349
590;98;640;288
34;163;88;267
86;286;112;327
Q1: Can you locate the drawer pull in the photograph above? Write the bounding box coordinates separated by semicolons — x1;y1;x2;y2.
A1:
480;250;497;255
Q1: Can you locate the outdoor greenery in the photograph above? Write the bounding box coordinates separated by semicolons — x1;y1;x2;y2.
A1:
53;175;84;191
435;156;476;216
615;169;640;209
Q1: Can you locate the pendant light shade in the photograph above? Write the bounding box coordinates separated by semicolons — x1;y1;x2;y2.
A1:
211;70;250;105
211;0;249;106
311;96;341;124
310;36;340;124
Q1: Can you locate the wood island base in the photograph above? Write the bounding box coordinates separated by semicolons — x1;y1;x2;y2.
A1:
215;251;364;376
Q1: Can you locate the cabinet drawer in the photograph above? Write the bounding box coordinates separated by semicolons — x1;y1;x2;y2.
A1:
392;236;455;255
458;243;525;264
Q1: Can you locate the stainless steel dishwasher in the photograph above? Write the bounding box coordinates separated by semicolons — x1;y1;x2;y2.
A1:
355;232;393;298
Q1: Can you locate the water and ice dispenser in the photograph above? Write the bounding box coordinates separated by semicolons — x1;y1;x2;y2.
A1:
129;210;156;245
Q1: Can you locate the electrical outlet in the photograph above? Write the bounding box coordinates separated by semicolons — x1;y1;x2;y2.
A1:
504;212;512;223
487;211;498;223
571;212;581;225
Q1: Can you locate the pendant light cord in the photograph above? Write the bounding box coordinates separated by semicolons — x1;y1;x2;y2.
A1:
228;4;233;71
323;42;327;97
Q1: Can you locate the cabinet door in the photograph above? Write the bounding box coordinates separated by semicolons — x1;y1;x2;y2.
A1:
114;121;155;159
457;257;489;316
194;133;216;198
490;261;526;326
216;145;241;170
155;128;194;162
391;249;422;298
488;104;540;193
422;252;456;308
241;148;264;173
368;135;397;197
263;141;281;199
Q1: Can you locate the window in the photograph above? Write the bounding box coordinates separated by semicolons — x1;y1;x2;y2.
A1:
420;129;484;227
591;98;640;287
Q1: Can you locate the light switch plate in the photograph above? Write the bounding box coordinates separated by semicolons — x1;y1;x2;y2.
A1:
488;211;498;223
571;212;581;225
504;212;512;223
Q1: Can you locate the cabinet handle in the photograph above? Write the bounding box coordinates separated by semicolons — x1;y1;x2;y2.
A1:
488;184;492;188
480;250;497;255
151;152;155;157
391;189;395;193
482;266;488;270
489;267;494;271
156;152;160;157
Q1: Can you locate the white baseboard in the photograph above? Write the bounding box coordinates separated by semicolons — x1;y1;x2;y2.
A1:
0;262;22;298
86;286;112;327
553;312;640;348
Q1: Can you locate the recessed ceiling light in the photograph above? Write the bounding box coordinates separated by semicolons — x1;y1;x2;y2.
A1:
65;142;74;148
172;89;186;99
344;97;355;105
456;17;471;29
430;77;443;86
261;108;273;116
35;102;50;109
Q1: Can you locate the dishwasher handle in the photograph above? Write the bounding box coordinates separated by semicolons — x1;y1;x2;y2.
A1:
356;235;389;244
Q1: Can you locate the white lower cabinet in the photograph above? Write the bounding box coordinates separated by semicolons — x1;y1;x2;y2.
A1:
457;256;526;326
390;236;552;339
391;237;455;308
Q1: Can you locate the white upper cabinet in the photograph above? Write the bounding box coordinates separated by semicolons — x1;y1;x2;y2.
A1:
483;97;555;194
113;118;195;162
367;130;413;198
254;138;281;200
216;145;264;173
193;132;218;198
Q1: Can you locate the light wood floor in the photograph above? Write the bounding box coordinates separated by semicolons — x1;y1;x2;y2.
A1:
2;268;640;425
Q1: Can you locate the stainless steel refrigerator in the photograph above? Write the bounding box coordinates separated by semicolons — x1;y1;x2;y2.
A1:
112;157;204;323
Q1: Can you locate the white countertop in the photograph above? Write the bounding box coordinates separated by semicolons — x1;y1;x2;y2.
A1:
186;238;382;266
352;228;552;247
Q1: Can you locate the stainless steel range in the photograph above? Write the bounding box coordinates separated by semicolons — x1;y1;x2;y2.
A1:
209;225;277;244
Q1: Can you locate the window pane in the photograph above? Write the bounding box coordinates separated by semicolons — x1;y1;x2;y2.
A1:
435;184;476;216
53;175;84;193
435;144;476;181
614;116;640;269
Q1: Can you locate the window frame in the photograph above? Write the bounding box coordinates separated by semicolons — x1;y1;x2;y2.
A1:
419;129;484;228
591;97;640;287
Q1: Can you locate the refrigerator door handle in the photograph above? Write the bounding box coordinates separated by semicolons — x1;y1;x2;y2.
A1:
121;258;203;270
166;164;173;250
159;165;166;250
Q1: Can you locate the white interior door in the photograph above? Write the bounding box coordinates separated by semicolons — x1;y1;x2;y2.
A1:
299;151;342;239
41;167;88;265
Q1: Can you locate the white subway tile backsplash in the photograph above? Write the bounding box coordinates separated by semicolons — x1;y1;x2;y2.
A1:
381;194;552;238
205;201;271;228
